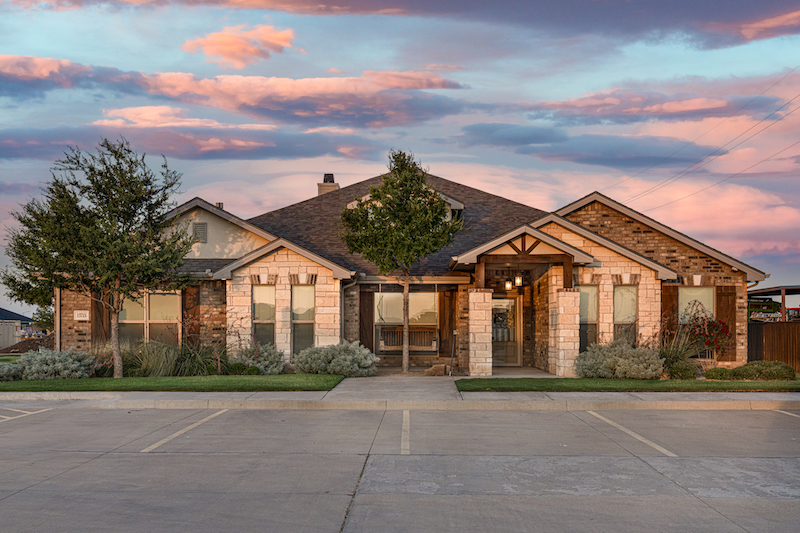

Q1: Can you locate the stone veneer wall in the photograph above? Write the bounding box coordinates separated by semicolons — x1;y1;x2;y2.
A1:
532;272;550;372
58;289;93;351
467;288;493;376
565;202;748;363
540;222;661;343
342;284;359;343
553;288;580;377
226;248;340;358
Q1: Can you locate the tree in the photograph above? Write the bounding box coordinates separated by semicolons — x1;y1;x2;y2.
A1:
340;150;463;372
1;138;195;378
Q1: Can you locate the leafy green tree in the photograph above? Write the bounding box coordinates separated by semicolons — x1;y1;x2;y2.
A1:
1;138;195;378
340;150;463;372
32;306;54;332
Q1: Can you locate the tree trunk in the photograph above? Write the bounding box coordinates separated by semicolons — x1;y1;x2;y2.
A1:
402;270;410;373
111;308;122;378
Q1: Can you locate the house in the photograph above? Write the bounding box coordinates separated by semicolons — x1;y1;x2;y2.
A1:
0;308;33;351
53;173;766;376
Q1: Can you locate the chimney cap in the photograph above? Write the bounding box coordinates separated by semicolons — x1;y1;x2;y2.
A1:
215;202;224;209
323;173;335;183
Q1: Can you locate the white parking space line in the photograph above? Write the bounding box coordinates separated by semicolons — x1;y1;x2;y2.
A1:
0;408;52;424
140;409;229;453
775;410;800;419
3;408;35;414
587;411;677;457
401;410;410;455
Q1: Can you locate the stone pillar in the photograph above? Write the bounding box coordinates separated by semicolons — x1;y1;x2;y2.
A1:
554;288;580;377
468;288;493;376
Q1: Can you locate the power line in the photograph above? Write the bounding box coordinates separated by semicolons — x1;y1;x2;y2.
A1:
643;138;800;213
598;65;800;194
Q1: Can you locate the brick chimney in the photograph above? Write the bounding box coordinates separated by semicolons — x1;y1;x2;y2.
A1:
317;173;340;196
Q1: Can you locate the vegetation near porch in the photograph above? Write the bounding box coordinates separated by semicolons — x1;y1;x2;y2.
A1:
456;378;800;393
0;374;344;392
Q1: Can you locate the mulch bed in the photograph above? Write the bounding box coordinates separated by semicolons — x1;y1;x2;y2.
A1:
2;334;54;354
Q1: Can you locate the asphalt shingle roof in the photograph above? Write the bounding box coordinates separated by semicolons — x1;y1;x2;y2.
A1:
247;175;550;276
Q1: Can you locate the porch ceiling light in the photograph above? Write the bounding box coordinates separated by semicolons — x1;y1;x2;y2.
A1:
514;273;523;287
505;279;513;291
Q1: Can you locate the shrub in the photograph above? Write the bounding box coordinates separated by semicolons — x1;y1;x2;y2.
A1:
731;361;796;381
295;341;380;377
0;363;22;382
17;347;95;380
667;360;698;380
133;342;180;377
228;363;247;375
659;323;698;369
229;342;286;375
575;339;663;380
244;366;261;375
703;367;732;380
174;341;225;377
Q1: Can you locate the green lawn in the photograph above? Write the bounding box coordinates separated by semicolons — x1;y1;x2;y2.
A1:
0;355;21;364
0;374;344;392
456;377;800;393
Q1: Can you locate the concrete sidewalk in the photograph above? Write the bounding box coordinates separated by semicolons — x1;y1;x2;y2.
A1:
1;376;800;411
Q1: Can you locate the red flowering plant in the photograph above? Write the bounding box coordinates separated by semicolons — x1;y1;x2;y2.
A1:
680;300;734;358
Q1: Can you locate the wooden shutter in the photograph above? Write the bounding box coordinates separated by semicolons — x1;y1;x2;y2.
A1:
182;285;201;343
359;289;374;353
661;285;679;334
716;286;737;361
438;291;455;356
91;293;110;345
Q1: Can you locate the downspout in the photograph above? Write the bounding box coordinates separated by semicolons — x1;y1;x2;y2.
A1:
54;288;61;350
340;275;359;343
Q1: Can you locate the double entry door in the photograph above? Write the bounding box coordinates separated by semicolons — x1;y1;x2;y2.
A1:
491;297;522;366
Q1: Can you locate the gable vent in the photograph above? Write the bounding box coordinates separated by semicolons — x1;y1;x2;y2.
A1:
192;222;208;243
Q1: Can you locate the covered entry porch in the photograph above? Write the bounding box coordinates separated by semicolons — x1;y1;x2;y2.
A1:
451;225;595;377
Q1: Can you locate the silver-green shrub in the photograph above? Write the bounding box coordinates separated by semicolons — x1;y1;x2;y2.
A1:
18;347;95;380
295;341;380;377
229;342;286;375
576;340;663;379
0;363;22;382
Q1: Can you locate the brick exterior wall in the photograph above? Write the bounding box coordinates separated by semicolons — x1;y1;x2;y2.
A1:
532;272;550;371
226;248;341;358
456;284;472;370
195;280;226;345
468;288;493;376
540;222;661;344
566;201;748;364
343;284;359;343
58;289;93;351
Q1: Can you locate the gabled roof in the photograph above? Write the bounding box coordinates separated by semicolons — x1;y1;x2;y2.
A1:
450;224;595;266
531;214;678;280
0;308;32;322
556;191;767;282
166;197;278;242
213;238;355;280
248;174;550;277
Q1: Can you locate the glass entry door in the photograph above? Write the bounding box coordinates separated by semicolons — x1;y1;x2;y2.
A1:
492;298;521;366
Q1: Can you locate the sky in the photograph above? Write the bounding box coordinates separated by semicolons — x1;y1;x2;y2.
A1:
2;0;800;316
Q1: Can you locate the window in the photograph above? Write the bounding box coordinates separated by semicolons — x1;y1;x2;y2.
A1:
579;286;598;352
613;286;637;343
119;292;181;345
192;222;207;243
292;285;315;355
252;285;275;346
374;293;437;325
679;287;714;323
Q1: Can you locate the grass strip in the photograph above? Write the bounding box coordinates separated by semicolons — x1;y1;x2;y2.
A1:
0;355;21;364
0;374;344;392
456;377;800;393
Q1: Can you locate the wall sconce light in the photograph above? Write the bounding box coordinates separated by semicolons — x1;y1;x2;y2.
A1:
504;279;513;291
514;273;523;287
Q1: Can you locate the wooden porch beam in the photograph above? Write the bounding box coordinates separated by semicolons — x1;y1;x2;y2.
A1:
475;262;485;288
563;255;573;289
480;254;572;264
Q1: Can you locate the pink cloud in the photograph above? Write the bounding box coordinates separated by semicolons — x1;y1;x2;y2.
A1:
92;106;277;129
182;25;297;69
0;54;90;85
425;64;465;71
707;8;800;41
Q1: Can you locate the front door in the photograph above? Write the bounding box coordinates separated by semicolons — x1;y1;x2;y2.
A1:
492;297;521;366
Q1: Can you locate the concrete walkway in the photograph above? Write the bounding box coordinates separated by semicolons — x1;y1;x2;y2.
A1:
1;376;799;411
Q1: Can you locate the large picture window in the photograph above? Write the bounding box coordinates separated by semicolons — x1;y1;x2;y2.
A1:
252;285;276;346
679;287;714;322
119;292;181;345
292;285;315;355
579;286;598;352
373;292;438;354
613;286;637;343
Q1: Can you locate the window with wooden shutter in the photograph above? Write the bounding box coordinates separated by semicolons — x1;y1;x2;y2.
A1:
716;286;738;361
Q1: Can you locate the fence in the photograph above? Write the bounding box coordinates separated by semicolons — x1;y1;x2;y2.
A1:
748;322;800;371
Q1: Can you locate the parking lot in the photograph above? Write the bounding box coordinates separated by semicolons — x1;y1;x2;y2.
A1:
1;403;799;532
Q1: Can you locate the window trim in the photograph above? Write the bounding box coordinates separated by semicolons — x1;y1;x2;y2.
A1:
119;290;182;345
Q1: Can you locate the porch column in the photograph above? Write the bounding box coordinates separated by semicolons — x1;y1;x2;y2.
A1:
468;288;493;376
553;288;580;377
